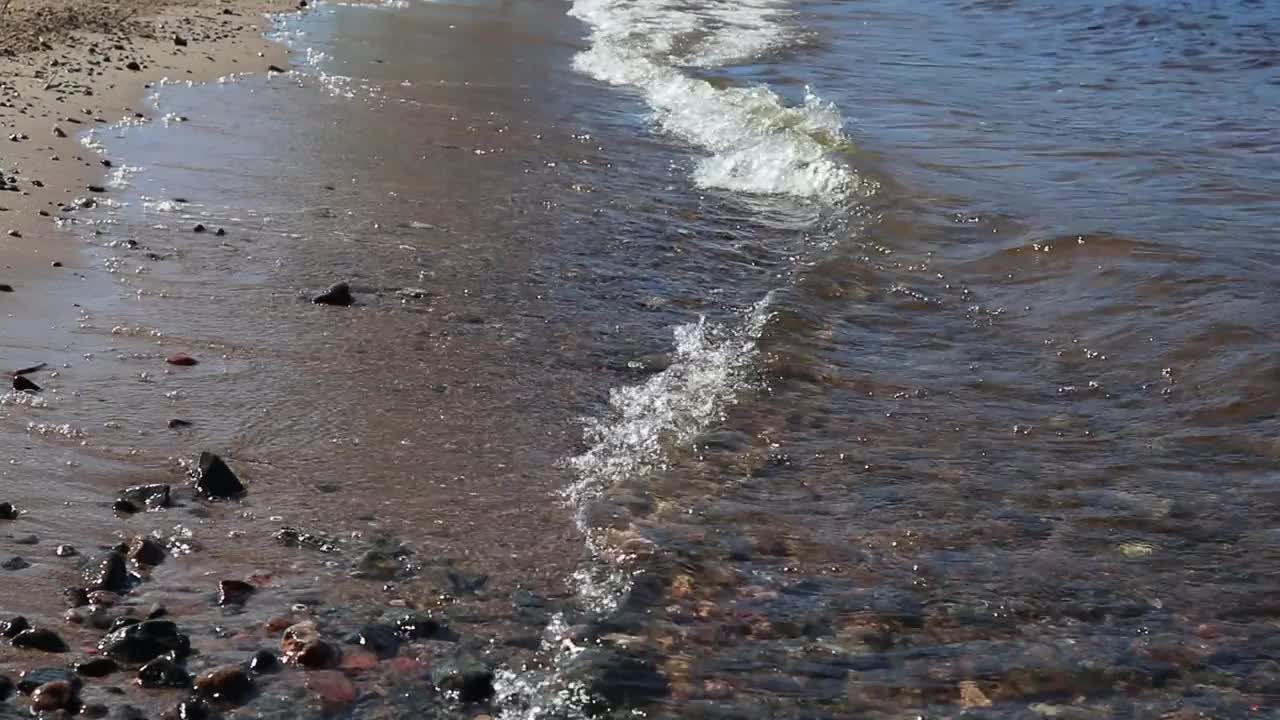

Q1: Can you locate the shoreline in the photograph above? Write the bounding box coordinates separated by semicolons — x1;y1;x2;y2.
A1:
0;0;297;283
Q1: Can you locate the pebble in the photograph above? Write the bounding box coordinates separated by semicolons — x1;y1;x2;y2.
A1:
31;680;77;712
2;556;30;571
13;534;37;545
193;664;253;704
432;657;495;702
248;649;279;674
1;616;31;638
313;281;354;306
13;375;40;393
304;670;354;705
166;353;198;366
55;545;78;557
84;551;129;593
169;699;210;720
128;536;166;566
0;502;17;519
137;657;191;688
12;628;69;652
194;452;245;499
282;621;339;668
98;619;190;664
353;623;400;658
218;579;255;606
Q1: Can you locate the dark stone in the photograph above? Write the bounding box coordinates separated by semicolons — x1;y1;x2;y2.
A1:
75;658;119;677
83;703;110;718
214;228;225;237
296;640;339;669
128;536;166;566
193;224;207;233
168;419;193;429
87;184;107;193
55;545;77;557
173;35;188;47
0;283;12;292
559;649;669;710
268;64;286;73
353;623;400;658
137;657;191;688
108;616;141;633
13;375;40;393
312;281;353;306
98;620;190;665
352;549;398;580
0;502;16;519
386;611;447;640
1;616;30;637
125;61;141;71
17;668;77;694
218;579;254;606
0;674;11;700
113;499;138;514
193;664;254;704
2;556;29;571
431;657;495;703
83;552;129;593
248;649;279;674
12;534;36;545
12;628;69;653
194;452;244;499
147;605;168;620
118;484;170;510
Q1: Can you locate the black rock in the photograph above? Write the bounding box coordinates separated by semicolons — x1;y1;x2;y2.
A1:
268;64;286;73
2;556;29;571
193;664;253;704
248;649;279;674
87;184;107;193
386;611;449;641
128;536;166;566
107;616;141;633
118;484;171;510
147;605;168;620
192;224;207;233
173;35;188;47
75;658;120;678
431;657;495;703
98;620;190;665
218;579;255;606
83;552;129;593
0;673;11;700
312;281;353;306
214;228;225;237
137;657;191;688
559;648;669;710
125;61;141;71
0;283;12;292
63;587;90;608
17;667;77;695
12;375;40;393
113;499;138;514
168;419;193;429
56;544;78;557
194;452;245;499
0;615;30;638
353;623;400;659
0;502;16;519
12;628;69;653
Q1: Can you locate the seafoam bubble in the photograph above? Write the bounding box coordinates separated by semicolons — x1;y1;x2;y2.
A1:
26;422;85;439
569;0;865;201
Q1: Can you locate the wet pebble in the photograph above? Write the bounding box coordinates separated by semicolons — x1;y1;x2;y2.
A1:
248;649;279;674
218;579;255;606
99;620;190;664
0;674;10;701
166;353;198;366
56;544;78;557
11;628;69;652
31;679;78;712
431;656;495;703
193;664;253;704
352;623;400;658
313;281;354;306
117;484;171;510
195;452;245;499
2;615;31;637
12;534;38;545
0;502;16;519
282;622;339;668
83;551;129;593
2;556;30;571
13;375;40;393
137;656;191;689
166;698;210;720
128;536;166;566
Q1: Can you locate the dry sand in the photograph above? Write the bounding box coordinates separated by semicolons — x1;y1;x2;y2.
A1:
0;0;297;279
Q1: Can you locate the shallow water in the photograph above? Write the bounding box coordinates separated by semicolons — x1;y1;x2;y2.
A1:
2;0;1279;717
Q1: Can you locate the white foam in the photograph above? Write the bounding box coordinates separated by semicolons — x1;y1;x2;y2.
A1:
570;0;861;200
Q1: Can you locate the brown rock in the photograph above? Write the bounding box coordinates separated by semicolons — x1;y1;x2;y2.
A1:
193;664;253;705
304;670;354;706
31;680;76;712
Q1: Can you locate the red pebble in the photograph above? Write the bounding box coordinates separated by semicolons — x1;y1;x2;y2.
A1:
1196;623;1220;639
166;353;198;366
386;656;425;678
305;670;355;706
265;617;294;634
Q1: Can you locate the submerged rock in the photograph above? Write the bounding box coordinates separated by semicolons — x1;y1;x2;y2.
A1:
193;664;253;704
12;628;69;653
12;375;40;393
312;281;353;306
98;620;190;665
17;668;77;694
128;536;166;566
117;484;171;511
431;656;495;703
137;657;191;688
352;623;400;659
83;552;130;593
305;670;354;705
0;502;18;519
0;674;10;700
281;622;338;668
31;679;77;712
55;544;78;557
166;353;198;366
166;698;211;720
218;579;255;606
2;556;29;571
194;452;245;499
248;649;279;674
0;616;30;637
